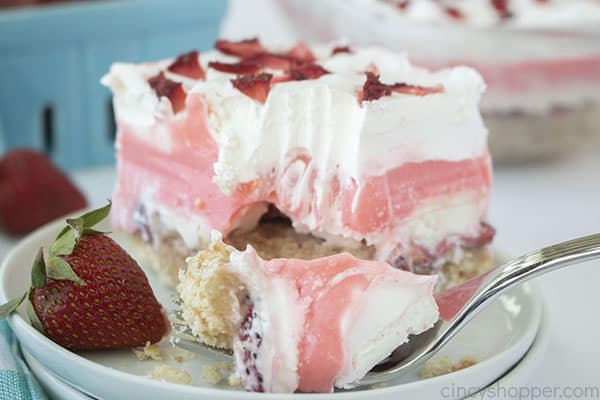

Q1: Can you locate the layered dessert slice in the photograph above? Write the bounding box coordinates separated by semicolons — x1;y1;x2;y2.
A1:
177;234;438;393
103;39;494;288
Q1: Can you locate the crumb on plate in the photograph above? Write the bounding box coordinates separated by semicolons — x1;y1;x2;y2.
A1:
133;341;162;361
166;347;196;363
216;361;235;371
202;366;222;385
420;356;479;379
228;373;243;387
148;364;192;384
451;357;478;372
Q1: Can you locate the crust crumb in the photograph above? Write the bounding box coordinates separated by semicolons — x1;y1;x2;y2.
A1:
369;382;386;389
228;373;243;387
202;366;222;385
421;356;479;378
167;347;196;363
148;364;191;384
452;356;479;372
133;341;162;361
217;361;235;371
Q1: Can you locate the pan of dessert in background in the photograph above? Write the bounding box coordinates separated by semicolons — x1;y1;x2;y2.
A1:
272;0;600;164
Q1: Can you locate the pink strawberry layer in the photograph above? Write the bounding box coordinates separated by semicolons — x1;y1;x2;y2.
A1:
423;54;600;94
234;250;438;392
112;93;491;254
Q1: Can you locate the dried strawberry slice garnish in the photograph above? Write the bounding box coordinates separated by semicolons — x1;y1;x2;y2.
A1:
286;42;316;63
445;6;464;20
288;64;329;81
397;0;410;10
245;53;301;70
491;0;512;19
331;46;352;56
360;72;392;101
209;54;300;74
208;61;261;74
167;50;205;80
271;63;329;84
390;81;444;96
231;73;273;104
147;72;186;113
359;72;444;102
213;39;320;77
215;38;266;57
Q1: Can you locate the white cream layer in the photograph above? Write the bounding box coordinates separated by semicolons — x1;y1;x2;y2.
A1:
133;186;487;263
336;283;438;387
295;189;489;264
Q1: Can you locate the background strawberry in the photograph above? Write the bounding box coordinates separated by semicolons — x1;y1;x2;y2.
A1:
0;149;87;235
0;203;169;350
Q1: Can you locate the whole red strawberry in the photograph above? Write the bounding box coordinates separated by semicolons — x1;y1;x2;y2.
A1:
0;202;169;350
0;149;87;235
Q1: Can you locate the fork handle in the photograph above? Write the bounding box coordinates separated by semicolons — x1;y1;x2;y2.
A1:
438;233;600;349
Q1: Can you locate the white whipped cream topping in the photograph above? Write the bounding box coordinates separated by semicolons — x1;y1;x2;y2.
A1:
379;0;600;30
196;47;487;194
336;282;438;387
102;62;176;152
103;45;488;195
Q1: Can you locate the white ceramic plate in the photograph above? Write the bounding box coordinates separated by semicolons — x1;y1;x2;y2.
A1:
467;308;550;399
0;217;542;400
20;310;551;400
20;311;550;400
22;347;93;400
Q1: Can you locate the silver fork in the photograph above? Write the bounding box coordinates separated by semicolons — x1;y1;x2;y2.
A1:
170;233;600;388
169;296;232;357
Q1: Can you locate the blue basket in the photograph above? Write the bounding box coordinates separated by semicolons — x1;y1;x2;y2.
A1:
0;0;227;170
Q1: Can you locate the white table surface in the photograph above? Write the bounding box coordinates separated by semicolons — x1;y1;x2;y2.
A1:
489;150;600;389
1;148;598;393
